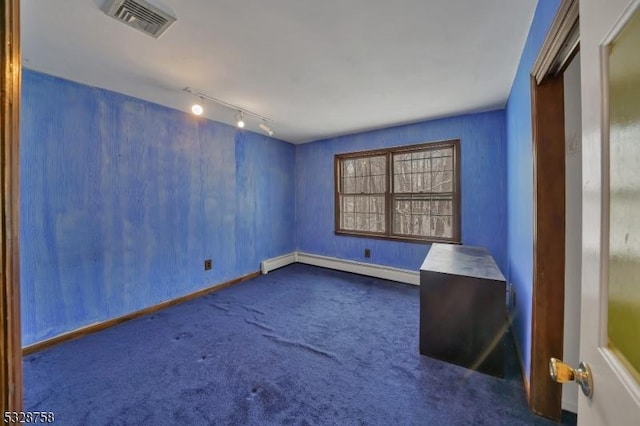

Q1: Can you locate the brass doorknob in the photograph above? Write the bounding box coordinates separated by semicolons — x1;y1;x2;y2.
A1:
549;358;594;398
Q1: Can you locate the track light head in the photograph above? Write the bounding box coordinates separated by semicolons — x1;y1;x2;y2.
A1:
259;122;274;137
235;111;245;128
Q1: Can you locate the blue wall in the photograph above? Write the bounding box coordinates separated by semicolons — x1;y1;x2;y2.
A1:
22;0;555;349
505;0;561;382
20;70;296;345
296;110;508;273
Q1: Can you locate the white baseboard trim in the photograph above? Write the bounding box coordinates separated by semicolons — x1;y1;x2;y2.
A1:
296;252;419;285
261;252;297;274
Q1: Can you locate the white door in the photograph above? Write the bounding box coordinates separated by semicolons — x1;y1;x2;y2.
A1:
579;0;640;424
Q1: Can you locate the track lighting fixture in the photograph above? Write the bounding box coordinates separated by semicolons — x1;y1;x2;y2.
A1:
235;111;245;128
183;87;274;136
259;122;274;136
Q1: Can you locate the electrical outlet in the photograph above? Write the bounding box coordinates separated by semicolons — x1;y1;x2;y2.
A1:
364;248;371;258
204;259;212;270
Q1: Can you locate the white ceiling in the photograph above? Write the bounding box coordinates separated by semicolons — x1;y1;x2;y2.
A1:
21;0;537;144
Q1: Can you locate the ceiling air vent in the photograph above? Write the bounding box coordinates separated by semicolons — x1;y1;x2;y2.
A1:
103;0;176;38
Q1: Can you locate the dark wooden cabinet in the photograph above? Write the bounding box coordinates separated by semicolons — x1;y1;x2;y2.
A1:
419;243;506;377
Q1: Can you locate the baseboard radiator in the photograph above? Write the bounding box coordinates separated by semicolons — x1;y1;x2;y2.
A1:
261;251;419;285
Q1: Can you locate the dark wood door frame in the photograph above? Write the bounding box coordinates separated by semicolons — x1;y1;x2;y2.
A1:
529;0;579;420
1;0;22;414
530;72;566;420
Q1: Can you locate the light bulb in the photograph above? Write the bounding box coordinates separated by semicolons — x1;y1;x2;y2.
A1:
191;104;203;115
237;119;245;128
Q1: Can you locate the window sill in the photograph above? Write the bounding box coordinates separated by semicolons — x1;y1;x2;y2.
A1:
334;230;461;245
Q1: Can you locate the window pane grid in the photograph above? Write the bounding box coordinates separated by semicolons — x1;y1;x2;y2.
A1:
392;193;454;238
340;194;386;233
393;148;453;194
340;155;387;194
336;142;458;242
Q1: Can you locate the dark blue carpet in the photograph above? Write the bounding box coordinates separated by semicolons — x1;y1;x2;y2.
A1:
24;264;577;425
